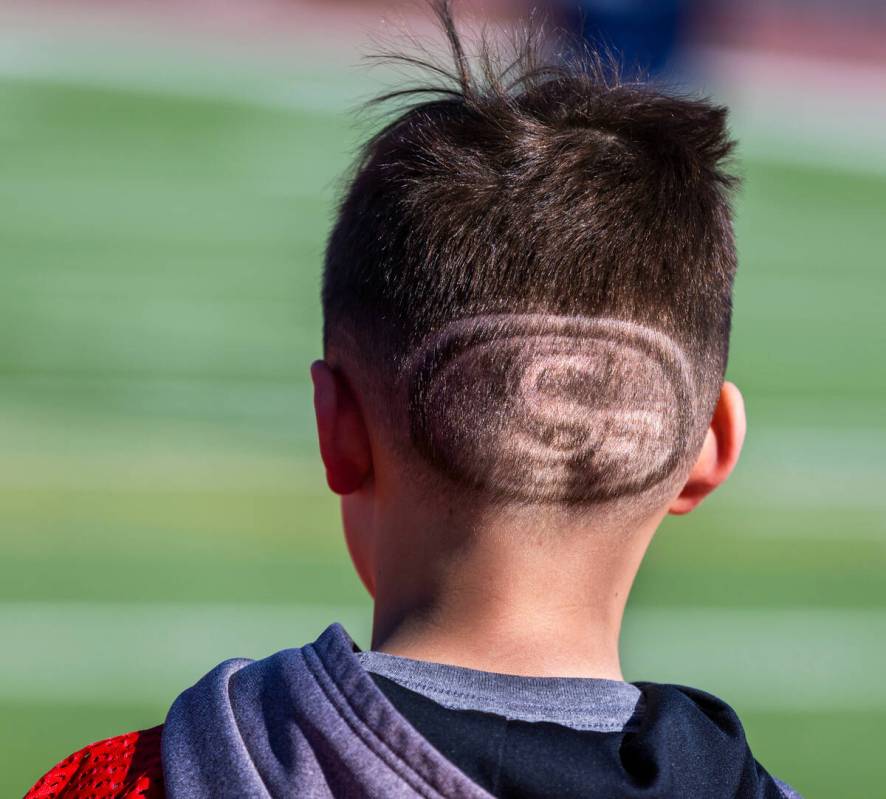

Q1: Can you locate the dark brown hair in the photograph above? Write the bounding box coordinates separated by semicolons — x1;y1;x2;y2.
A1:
322;1;738;511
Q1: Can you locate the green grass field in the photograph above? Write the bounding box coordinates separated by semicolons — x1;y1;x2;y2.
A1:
1;45;885;797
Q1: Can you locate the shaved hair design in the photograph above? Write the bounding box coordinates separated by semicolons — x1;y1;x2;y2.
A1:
408;315;694;503
322;2;738;514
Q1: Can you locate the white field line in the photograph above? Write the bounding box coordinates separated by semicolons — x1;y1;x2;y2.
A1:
706;48;886;176
0;34;368;114
2;36;886;174
1;602;884;713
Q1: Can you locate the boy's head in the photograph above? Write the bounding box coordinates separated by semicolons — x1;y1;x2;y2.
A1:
313;3;744;589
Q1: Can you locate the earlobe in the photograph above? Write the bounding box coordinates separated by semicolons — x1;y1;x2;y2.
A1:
311;360;373;495
669;381;746;515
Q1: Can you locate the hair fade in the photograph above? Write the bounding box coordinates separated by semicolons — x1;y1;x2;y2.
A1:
322;1;739;512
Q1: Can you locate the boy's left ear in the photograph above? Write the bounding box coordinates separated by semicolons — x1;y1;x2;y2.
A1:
669;381;746;515
311;360;373;495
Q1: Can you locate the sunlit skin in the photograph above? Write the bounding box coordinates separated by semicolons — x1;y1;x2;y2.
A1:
311;358;745;680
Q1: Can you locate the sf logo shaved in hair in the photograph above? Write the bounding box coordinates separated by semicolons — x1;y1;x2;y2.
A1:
407;315;694;503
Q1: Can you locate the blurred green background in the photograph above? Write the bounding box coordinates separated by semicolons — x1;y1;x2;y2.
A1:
2;8;885;797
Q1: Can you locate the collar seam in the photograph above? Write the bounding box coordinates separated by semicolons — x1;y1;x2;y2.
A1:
367;672;640;719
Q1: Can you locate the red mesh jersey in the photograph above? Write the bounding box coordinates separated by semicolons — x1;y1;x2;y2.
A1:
25;726;165;799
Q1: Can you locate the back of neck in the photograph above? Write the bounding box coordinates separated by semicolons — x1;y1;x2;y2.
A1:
368;509;661;679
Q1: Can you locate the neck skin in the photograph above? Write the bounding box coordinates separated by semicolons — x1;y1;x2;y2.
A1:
364;500;664;680
315;360;740;680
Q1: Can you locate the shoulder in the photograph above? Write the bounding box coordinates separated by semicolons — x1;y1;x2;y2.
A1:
774;777;804;799
25;725;165;799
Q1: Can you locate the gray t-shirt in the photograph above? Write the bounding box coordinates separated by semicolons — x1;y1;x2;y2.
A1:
357;649;802;799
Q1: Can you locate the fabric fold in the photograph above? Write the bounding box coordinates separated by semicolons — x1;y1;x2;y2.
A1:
161;623;788;799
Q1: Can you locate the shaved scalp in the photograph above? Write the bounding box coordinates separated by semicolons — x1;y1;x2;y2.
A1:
408;315;694;503
322;1;739;515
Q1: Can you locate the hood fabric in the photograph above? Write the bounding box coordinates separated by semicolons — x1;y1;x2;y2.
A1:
162;623;786;799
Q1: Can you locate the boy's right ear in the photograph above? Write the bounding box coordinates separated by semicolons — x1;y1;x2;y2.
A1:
310;360;373;495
